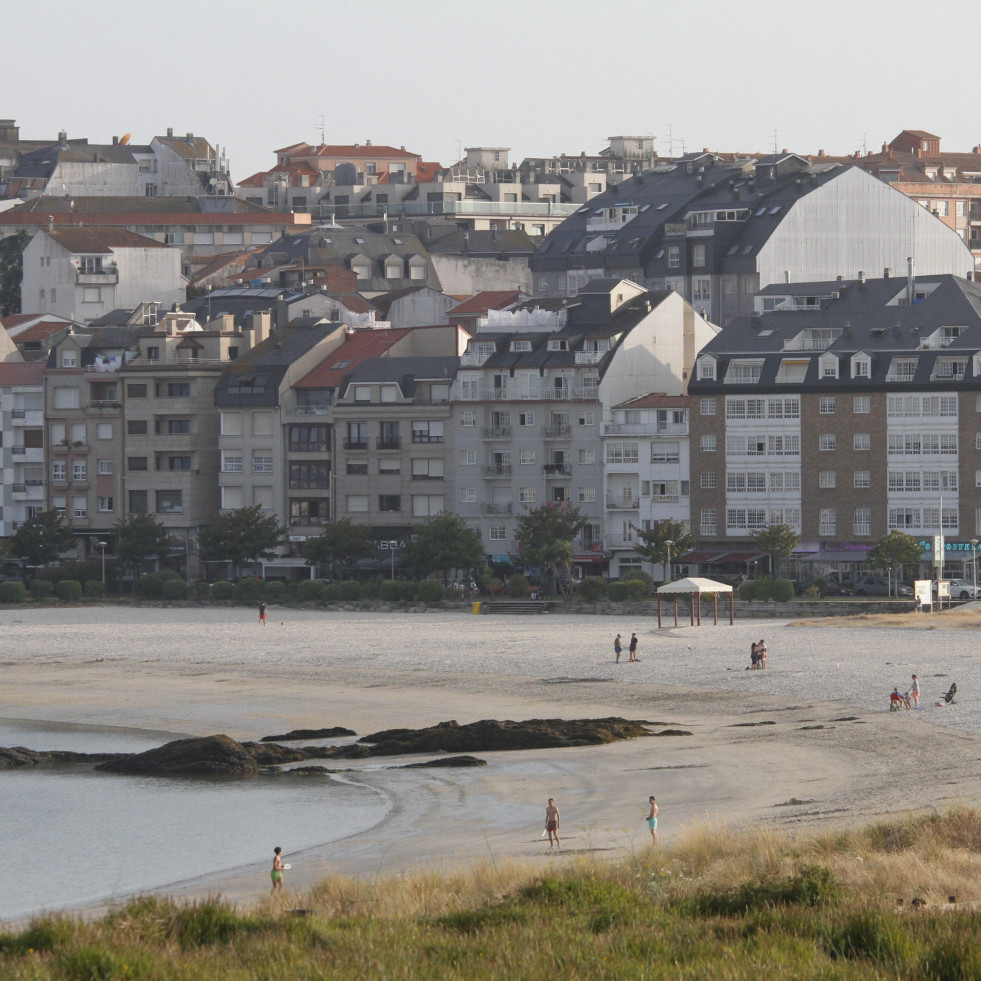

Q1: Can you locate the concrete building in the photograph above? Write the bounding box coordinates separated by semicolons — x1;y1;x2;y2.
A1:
21;227;184;322
449;279;717;575
687;272;981;582
0;362;46;538
532;153;974;325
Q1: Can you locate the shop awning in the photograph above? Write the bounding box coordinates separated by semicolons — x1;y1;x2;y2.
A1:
678;551;728;563
716;551;766;563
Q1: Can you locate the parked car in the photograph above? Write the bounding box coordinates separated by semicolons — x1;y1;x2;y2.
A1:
933;578;980;600
853;576;913;597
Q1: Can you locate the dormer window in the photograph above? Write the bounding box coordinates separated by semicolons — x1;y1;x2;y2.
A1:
697;357;716;381
851;353;871;378
511;340;532;352
820;353;839;379
547;339;569;351
887;357;918;382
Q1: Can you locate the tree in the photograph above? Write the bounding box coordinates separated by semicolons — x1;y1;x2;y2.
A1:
868;531;923;597
515;504;587;599
12;509;76;568
113;513;170;577
0;230;30;317
751;524;801;577
198;505;286;576
631;519;694;580
299;519;376;579
400;513;484;580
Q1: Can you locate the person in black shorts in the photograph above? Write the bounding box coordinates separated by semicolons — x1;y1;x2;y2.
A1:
628;632;639;662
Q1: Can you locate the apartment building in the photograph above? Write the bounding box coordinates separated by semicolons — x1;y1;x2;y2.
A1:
0;362;46;538
688;273;981;582
450;280;716;574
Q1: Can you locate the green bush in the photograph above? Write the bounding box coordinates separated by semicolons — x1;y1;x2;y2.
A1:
506;573;531;598
324;583;343;602
417;579;444;603
158;567;183;582
55;579;82;603
361;579;380;599
737;577;795;602
395;580;415;601
607;581;628;602
134;573;164;599
339;580;363;601
295;580;327;603
234;577;264;603
210;580;234;601
162;578;189;600
624;578;649;601
83;580;103;598
191;581;212;602
577;577;607;602
263;580;286;599
0;580;26;603
379;580;401;602
31;579;54;599
771;578;795;602
626;569;655;590
683;866;839;917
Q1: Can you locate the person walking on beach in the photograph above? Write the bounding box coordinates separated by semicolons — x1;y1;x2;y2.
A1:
750;641;759;670
258;601;267;626
645;795;659;845
628;632;639;662
614;633;622;663
545;798;560;850
271;846;285;894
910;674;920;708
757;639;767;669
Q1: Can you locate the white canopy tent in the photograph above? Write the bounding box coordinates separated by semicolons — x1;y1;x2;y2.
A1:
656;577;734;626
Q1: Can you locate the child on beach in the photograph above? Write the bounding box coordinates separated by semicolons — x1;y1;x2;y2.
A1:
258;601;267;626
271;846;285;893
645;796;659;844
757;639;767;669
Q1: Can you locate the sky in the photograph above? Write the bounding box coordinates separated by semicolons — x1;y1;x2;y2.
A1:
7;0;980;183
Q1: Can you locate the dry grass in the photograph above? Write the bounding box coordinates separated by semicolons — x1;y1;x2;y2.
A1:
790;607;981;629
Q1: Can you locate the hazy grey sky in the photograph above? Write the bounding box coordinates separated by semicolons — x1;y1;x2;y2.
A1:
7;0;977;182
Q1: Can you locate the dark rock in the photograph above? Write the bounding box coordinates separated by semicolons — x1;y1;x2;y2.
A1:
0;746;128;768
398;755;488;768
729;721;777;727
650;729;693;737
260;727;356;742
96;734;259;777
285;766;333;775
317;717;654;759
242;742;309;765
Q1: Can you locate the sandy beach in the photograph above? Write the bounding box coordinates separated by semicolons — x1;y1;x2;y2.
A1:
2;603;981;919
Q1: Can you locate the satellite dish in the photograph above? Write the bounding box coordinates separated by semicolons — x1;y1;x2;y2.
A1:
209;177;218;186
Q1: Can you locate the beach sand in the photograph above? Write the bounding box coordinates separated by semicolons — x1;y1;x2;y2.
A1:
2;604;980;917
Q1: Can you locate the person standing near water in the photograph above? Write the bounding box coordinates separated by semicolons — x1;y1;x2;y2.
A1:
614;633;622;663
545;798;560;850
258;601;267;626
628;632;639;662
271;846;285;893
645;796;659;844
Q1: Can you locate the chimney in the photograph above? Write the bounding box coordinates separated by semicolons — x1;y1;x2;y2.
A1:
47;215;54;231
58;130;67;148
252;309;271;345
366;139;372;146
186;132;193;141
167;128;173;138
968;271;975;282
858;271;865;284
818;149;825;157
112;136;119;145
884;267;892;278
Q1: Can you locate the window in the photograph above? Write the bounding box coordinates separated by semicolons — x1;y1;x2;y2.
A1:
489;526;507;541
460;487;477;503
73;496;87;519
700;509;718;536
819;434;836;451
853;433;870;451
288;425;327;452
853;508;871;536
167;383;190;397
667;246;679;268
222;486;243;510
727;361;763;384
605;441;639;463
168;456;192;471
693;278;711;301
460;410;475;426
519;411;535;426
700;398;717;415
347;462;368;475
347;495;369;512
98;496;113;512
819;397;836;414
700;434;717;452
345;422;368;449
354;385;371;402
97;423;113;440
520;487;536;503
578;448;595;465
222;453;242;472
412;495;444;517
412;421;444;443
98;460;112;475
519;449;536;464
166;420;191;435
220;412;242;436
378;495;401;512
819;471;836;488
853;396;870;414
289;464;328;489
51;461;66;481
411;458;444;480
53;386;80;409
61;352;77;368
698;359;717;381
72;461;87;481
127;384;148;398
156;491;183;514
253;455;273;473
692;244;705;267
854;470;871;488
460;449;477;465
579;411;595;426
700;472;717;488
127;456;148;471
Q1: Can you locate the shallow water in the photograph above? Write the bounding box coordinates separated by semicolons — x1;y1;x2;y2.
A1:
1;722;385;922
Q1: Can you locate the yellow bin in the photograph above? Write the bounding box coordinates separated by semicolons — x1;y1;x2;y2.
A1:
472;601;482;615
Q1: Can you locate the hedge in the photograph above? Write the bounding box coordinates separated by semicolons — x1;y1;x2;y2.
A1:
0;580;26;603
55;580;82;603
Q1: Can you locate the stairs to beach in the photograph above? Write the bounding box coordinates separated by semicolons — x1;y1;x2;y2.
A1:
481;600;553;614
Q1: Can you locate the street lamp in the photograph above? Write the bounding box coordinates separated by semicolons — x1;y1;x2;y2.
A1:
664;540;674;582
972;539;979;597
97;541;107;591
388;540;398;580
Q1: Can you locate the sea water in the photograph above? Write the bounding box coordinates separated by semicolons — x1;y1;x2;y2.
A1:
0;720;384;922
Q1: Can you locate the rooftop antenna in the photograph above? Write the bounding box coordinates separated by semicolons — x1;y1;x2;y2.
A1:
456;139;462;163
316;114;325;146
861;132;868;155
772;129;779;154
663;125;683;157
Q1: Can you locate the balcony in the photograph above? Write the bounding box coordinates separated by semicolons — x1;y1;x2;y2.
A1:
482;502;513;514
376;437;401;449
343;438;368;450
605;495;640;509
574;351;604;365
481;427;512;439
543;463;572;477
75;268;118;285
11;483;26;497
88;400;121;410
286;405;331;415
544;424;571;439
650;494;681;503
483;465;512;478
411;434;444;443
575;537;606;553
604;534;636;549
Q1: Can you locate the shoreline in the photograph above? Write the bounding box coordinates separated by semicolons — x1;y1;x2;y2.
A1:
4;606;981;923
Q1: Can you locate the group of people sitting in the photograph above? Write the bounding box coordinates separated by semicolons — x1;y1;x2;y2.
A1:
890;674;921;711
749;639;767;670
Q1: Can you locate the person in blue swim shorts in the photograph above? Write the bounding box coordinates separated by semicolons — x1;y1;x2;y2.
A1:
646;795;659;845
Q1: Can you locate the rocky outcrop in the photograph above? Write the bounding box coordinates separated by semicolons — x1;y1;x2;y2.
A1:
242;742;311;766
398;755;487;768
317;717;654;759
96;735;260;777
260;727;356;742
0;746;127;768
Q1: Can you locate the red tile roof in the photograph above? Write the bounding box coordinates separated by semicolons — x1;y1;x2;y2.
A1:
0;362;46;385
13;321;71;343
310;144;420;160
46;227;171;251
294;328;412;388
0;314;42;329
447;290;524;316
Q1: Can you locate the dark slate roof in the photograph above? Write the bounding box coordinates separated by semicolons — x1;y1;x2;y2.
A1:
181;285;309;327
339;355;459;398
46;326;144;368
214;323;341;407
689;274;981;394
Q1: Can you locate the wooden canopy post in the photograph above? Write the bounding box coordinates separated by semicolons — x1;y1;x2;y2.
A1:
729;591;734;624
657;594;662;628
689;595;694;626
673;597;678;626
713;592;718;625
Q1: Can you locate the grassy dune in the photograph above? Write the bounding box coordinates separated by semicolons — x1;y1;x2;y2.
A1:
6;810;981;979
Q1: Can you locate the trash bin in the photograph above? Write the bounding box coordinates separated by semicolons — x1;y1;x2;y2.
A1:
472;601;481;615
